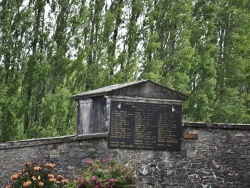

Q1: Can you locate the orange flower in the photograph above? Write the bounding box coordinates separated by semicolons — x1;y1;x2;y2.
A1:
23;181;32;187
45;163;56;168
32;176;37;181
56;181;61;184
5;185;11;188
24;162;32;165
49;177;57;182
11;173;20;180
34;166;41;171
62;179;69;184
57;174;64;179
38;176;41;180
38;182;44;186
48;174;55;178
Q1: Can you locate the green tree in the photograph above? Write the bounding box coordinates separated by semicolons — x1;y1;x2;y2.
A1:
139;1;163;82
0;0;30;141
185;0;218;122
156;1;194;94
212;0;250;123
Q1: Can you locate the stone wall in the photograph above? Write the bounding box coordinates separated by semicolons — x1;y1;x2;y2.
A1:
1;122;250;188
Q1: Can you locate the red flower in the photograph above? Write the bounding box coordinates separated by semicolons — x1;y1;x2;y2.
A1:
105;157;110;162
87;159;93;165
90;176;96;183
109;178;118;184
126;174;131;179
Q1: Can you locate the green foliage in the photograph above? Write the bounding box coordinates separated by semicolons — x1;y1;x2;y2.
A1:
184;0;218;122
71;158;137;188
211;0;250;123
212;88;248;123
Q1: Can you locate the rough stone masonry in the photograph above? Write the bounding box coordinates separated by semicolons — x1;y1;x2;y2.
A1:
0;122;250;188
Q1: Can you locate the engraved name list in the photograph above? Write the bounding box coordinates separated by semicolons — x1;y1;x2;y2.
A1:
108;100;182;151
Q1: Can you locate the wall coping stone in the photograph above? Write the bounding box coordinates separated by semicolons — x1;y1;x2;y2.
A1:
0;133;108;150
183;122;250;130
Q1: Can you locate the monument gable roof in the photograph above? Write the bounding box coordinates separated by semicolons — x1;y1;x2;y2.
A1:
72;80;188;101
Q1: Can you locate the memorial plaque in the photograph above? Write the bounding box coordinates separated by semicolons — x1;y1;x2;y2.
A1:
108;100;182;151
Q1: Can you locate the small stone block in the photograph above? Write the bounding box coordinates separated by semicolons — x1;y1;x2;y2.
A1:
183;134;198;139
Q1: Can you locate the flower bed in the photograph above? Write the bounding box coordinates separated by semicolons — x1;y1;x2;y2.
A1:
5;158;137;188
5;162;69;187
